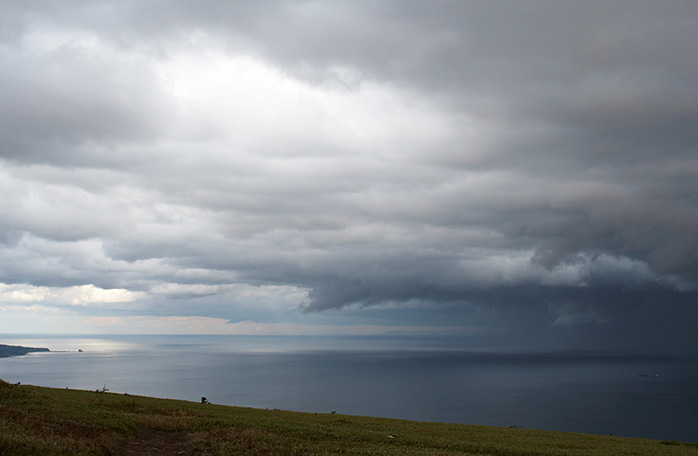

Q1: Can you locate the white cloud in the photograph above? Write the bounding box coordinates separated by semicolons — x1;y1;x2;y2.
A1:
0;283;144;307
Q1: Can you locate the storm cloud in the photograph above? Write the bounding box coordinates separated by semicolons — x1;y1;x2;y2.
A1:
1;1;697;350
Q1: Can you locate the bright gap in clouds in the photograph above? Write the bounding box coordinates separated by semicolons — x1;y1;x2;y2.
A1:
153;40;462;164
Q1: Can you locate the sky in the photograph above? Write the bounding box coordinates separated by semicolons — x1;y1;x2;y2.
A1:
1;1;697;353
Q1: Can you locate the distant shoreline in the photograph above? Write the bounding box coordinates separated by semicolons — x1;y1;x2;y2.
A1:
0;344;50;358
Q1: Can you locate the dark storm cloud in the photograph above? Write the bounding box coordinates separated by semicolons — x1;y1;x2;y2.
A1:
1;1;697;345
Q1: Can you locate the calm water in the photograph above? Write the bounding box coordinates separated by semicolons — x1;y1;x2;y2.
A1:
1;334;696;442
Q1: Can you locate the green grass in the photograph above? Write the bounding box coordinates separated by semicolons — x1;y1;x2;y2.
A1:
1;379;697;455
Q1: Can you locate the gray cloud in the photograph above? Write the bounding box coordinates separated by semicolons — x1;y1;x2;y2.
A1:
1;1;697;350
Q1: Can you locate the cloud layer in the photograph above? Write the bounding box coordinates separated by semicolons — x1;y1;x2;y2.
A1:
1;1;697;350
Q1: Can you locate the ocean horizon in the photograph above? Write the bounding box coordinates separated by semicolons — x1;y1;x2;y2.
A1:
1;334;696;443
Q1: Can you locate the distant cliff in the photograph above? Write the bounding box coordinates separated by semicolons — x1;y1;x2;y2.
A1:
0;344;50;358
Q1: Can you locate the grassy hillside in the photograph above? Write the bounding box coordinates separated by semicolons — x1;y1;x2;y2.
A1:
1;379;696;456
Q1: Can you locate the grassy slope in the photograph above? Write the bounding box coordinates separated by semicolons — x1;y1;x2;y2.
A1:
1;379;696;456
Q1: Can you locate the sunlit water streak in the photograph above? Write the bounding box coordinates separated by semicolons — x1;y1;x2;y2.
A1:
1;334;696;442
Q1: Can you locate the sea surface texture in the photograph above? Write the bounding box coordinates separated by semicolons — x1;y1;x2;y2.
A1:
0;334;696;442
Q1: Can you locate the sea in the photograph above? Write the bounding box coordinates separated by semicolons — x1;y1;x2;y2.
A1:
1;334;696;442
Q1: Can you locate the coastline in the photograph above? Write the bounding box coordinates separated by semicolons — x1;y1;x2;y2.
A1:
0;344;50;358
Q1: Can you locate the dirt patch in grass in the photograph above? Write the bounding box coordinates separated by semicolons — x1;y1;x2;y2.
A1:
117;428;189;456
